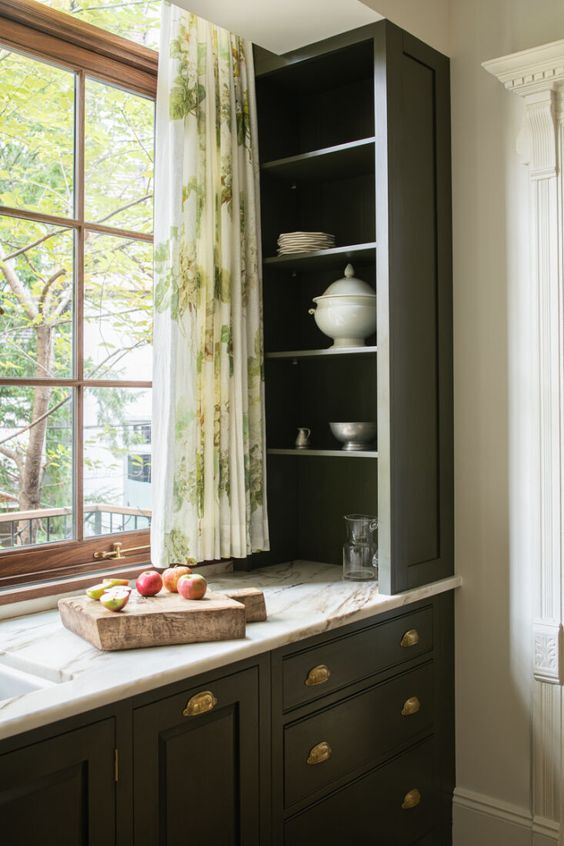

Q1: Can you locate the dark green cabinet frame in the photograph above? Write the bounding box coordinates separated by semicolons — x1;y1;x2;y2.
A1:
253;21;453;593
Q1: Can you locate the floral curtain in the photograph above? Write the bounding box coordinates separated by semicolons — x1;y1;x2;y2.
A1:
151;5;269;565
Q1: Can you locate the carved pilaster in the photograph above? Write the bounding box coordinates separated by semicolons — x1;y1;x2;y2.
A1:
484;40;564;838
485;45;563;685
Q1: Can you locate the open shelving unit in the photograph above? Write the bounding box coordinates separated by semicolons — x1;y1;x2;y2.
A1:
251;25;453;595
254;38;378;571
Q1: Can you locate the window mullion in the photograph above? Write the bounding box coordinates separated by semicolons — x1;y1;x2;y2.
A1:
75;69;85;542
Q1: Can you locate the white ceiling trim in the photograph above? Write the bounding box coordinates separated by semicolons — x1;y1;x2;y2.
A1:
173;0;383;54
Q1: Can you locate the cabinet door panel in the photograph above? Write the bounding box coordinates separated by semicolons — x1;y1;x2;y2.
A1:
133;667;260;846
0;719;115;846
375;23;453;593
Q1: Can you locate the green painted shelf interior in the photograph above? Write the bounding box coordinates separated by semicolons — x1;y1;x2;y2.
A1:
262;137;375;182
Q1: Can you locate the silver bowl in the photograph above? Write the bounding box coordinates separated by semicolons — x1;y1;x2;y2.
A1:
329;422;377;451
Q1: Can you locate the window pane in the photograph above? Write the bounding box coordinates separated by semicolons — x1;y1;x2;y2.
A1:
84;232;152;380
0;49;74;217
84;387;151;537
0;385;73;549
85;79;154;233
0;216;74;379
35;0;161;50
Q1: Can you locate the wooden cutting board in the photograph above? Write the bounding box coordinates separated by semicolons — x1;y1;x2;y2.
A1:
218;588;267;623
58;590;251;651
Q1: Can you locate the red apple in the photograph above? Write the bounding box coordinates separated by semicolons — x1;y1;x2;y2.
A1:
136;570;163;597
177;573;207;600
162;565;192;593
100;586;131;612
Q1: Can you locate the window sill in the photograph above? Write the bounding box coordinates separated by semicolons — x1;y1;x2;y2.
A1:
0;560;234;618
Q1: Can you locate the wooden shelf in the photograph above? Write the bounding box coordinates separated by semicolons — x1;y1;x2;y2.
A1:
264;242;376;271
262;138;375;182
267;448;378;458
266;346;377;360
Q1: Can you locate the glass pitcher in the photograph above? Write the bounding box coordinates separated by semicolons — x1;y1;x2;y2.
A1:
343;514;378;581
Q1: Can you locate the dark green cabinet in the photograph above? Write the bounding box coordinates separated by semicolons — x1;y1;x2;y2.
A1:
132;666;262;846
272;596;454;846
0;593;453;846
251;20;453;597
0;718;116;846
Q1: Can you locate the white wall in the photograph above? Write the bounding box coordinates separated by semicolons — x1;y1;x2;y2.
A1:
360;0;450;56
450;1;564;842
366;0;564;841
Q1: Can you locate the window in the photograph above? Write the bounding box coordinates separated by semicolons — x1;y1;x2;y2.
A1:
0;0;157;588
35;0;161;50
127;453;151;484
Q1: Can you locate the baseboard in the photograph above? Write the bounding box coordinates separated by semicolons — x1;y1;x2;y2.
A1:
453;788;559;846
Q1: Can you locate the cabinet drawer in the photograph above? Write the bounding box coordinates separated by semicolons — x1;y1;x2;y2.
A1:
282;607;433;710
284;662;433;807
284;738;437;846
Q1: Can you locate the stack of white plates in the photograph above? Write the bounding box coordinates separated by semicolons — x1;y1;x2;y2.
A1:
277;231;336;255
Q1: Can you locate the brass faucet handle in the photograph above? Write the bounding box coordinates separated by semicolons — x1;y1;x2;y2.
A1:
305;664;331;686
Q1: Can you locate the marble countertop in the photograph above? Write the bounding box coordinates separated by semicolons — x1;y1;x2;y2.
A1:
0;562;461;741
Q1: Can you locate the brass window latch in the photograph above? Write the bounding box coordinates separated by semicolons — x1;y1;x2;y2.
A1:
93;542;150;561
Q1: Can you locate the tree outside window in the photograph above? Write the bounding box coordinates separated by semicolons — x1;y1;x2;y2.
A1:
0;0;157;583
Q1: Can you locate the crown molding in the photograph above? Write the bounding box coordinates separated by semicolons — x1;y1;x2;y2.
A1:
483;39;564;94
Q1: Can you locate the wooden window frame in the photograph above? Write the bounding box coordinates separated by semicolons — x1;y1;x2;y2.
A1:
0;0;158;594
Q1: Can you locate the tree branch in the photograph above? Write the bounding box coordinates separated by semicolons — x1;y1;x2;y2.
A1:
39;269;67;315
0;259;38;320
2;228;71;263
0;397;70;447
95;193;151;225
49;286;72;323
0;444;24;472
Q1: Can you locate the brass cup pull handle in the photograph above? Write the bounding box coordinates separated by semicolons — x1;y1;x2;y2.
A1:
401;696;421;717
182;690;218;718
402;788;422;810
400;628;420;648
307;741;332;766
305;664;331;687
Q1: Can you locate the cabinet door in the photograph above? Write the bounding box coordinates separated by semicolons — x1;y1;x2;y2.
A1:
0;719;116;846
133;667;260;846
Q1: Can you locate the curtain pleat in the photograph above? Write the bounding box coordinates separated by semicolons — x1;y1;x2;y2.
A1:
151;5;269;565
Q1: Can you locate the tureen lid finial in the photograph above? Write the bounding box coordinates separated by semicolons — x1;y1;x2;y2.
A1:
344;264;355;278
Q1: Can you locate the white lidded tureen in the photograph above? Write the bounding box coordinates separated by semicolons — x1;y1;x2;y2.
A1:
308;264;376;347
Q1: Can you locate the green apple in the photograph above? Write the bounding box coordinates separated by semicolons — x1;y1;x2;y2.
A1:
86;582;112;600
99;587;131;612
